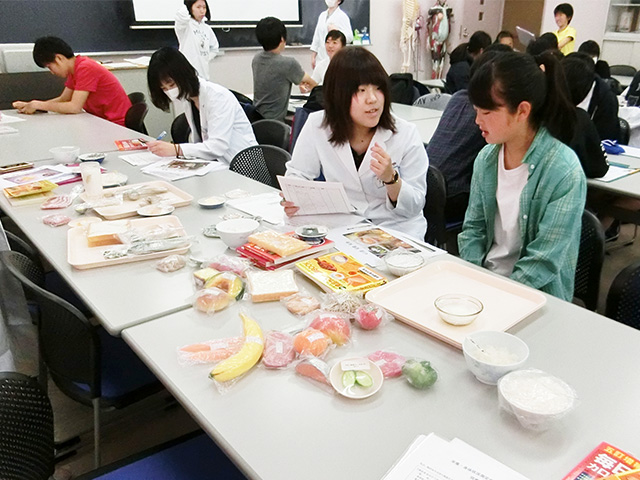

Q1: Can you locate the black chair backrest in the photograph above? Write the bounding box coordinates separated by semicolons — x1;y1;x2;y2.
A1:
124;102;149;135
5;230;43;276
0;251;101;399
389;73;415;105
127;92;146;105
619;117;631;145
609;65;637;77
229;145;290;189
424;164;447;246
0;372;55;480
171;113;191;144
252;119;291;151
606;260;640;330
290;107;311;153
574;210;605;311
229;90;253;105
241;103;264;123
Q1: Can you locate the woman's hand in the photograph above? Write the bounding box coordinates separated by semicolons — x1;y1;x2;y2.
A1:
279;192;300;217
369;143;395;183
147;140;176;157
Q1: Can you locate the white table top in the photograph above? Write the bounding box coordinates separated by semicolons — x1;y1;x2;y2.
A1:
588;152;640;199
411;117;441;145
122;256;640;480
391;103;443;122
0;109;150;166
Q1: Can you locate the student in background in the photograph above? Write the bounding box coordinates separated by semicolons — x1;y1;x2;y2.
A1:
495;30;515;49
283;47;428;241
445;31;492;94
174;0;219;80
252;17;316;122
526;33;561;57
12;36;131;126
146;47;256;165
458;51;586;301
311;30;346;85
311;0;353;69
554;3;576;55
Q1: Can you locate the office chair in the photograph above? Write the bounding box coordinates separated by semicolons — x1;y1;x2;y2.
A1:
413;93;452;111
171;113;191;144
609;65;637;77
0;372;55;480
573;210;605;311
0;251;163;469
228;89;253;105
605;260;640;331
229;145;290;189
251;119;291;151
619;118;631;145
424;165;448;247
127;92;146;105
124;102;149;135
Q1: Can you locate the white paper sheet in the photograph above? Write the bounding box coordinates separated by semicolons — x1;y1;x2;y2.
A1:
119;151;165;166
0;114;26;124
593;164;640;183
0;126;19;135
277;175;354;215
225;192;285;225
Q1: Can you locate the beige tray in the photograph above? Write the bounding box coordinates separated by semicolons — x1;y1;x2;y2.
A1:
68;215;190;270
80;180;193;220
365;260;546;349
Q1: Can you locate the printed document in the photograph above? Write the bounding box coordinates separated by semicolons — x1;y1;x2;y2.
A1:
277;176;354;215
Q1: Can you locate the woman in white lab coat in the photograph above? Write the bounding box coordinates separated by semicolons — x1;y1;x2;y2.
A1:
174;0;219;80
283;47;428;241
146;47;257;165
311;0;353;69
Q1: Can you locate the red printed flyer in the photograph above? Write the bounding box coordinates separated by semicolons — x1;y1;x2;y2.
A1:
563;442;640;480
115;138;148;151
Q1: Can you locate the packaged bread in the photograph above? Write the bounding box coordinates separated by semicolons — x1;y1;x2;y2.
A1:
247;270;299;302
87;220;130;247
248;230;309;257
193;267;220;289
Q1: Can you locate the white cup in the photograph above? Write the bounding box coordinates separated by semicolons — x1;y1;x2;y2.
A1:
79;161;103;200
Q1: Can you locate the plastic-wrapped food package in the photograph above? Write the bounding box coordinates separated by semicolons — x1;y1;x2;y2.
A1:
247;270;298;303
156;255;187;273
368;350;406;378
193;287;235;314
295;357;331;386
41;195;73;210
308;311;352;347
42;214;71;227
320;291;364;317
203;272;245;300
262;331;296;369
204;255;251;278
281;291;321;316
293;328;331;357
177;337;245;365
402;358;438;389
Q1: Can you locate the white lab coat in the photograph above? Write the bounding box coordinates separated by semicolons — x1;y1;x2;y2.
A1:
311;7;353;64
180;79;257;165
287;111;428;240
175;7;219;80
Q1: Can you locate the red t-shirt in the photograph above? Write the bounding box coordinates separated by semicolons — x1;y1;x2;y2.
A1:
65;56;131;126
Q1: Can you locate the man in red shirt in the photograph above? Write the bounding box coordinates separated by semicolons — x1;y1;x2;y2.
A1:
12;37;131;126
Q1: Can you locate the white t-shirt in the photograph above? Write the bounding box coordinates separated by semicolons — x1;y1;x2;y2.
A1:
311;57;330;84
174;8;219;80
310;7;353;64
484;147;529;277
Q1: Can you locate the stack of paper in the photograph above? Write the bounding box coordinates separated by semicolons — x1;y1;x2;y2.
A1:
383;433;529;480
141;158;225;181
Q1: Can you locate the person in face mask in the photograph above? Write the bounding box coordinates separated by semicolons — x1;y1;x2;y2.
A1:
146;47;257;164
310;0;353;69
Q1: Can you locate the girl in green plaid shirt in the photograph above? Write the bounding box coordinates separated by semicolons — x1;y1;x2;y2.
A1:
458;51;586;301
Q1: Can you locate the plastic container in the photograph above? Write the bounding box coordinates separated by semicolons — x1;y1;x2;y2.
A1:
79;161;103;200
462;331;529;385
434;294;483;326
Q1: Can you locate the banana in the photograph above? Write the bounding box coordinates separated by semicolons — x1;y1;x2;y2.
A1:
210;312;264;382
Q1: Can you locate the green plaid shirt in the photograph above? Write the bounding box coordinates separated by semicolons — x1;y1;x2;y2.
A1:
458;128;586;301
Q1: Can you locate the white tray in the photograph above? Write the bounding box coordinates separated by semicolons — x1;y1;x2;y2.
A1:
80;180;193;220
67;215;190;270
365;260;546;349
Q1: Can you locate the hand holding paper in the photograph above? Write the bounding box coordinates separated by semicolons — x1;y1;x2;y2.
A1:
277;175;354;216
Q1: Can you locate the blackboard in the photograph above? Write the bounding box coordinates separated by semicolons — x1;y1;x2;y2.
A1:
0;1;370;52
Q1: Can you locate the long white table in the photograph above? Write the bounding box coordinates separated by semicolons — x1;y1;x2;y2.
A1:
391;103;443;122
412;117;441;145
0;109;151;166
588;152;640;199
122;256;640;480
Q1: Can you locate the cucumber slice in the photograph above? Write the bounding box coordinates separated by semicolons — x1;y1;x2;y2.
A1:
342;370;356;388
355;370;373;388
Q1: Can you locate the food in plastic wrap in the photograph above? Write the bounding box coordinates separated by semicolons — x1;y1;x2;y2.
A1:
248;230;309;257
283;292;320;316
206;255;250;278
402;359;438;389
354;304;389;330
204;272;245;300
193;267;220;289
368;351;406;378
194;287;233;314
126;236;191;255
41;194;73;210
262;331;296;369
321;291;364;315
309;312;351;346
42;214;71;227
177;337;245;365
295;357;331;385
247;270;298;302
293;328;330;357
156;255;187;273
209;312;264;382
87;220;130;247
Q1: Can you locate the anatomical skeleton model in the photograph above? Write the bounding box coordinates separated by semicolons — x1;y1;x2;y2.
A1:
427;0;452;79
400;0;420;74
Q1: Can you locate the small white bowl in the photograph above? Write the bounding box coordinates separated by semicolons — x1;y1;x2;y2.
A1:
198;196;225;209
329;357;384;399
78;152;106;163
136;204;175;217
384;250;425;276
462;331;529;385
215;218;259;249
498;369;577;431
435;294;483;326
50;146;80;163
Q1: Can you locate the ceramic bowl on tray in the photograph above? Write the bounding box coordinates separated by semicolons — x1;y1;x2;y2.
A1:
383;249;425;276
462;331;529;385
215;218;259;249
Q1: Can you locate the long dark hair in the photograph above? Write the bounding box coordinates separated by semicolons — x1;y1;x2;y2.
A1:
184;0;211;21
147;47;200;112
468;51;576;144
322;47;396;145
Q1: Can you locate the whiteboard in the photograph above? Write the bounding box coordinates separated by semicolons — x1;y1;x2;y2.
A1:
132;0;301;23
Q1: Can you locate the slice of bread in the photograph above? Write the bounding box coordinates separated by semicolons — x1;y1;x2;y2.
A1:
248;231;309;257
248;270;299;303
87;220;130;247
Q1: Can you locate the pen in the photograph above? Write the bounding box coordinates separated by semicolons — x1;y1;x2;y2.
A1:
608;161;630;168
156;131;167;141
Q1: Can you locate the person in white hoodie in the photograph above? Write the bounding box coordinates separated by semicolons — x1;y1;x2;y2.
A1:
174;0;219;80
145;47;257;165
310;0;353;69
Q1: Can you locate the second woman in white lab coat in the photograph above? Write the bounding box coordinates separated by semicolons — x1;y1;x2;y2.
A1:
283;47;428;241
146;47;257;165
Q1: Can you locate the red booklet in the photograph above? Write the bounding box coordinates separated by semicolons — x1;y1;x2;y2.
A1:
236;233;334;269
563;442;640;480
115;138;148;151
